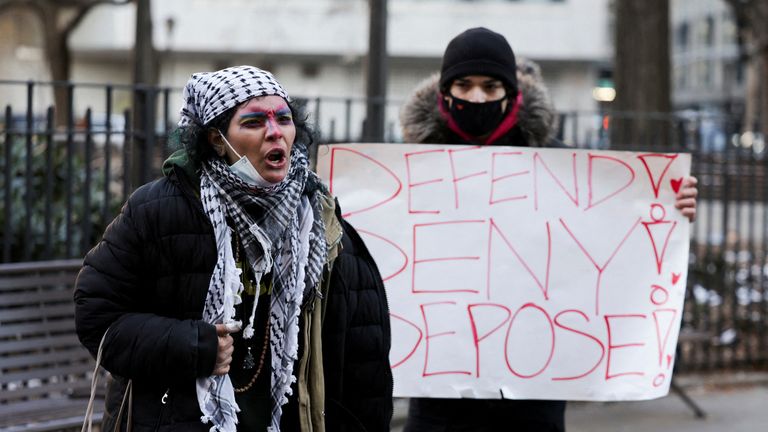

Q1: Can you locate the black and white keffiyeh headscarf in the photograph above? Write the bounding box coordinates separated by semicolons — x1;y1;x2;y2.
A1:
182;66;327;432
179;65;289;128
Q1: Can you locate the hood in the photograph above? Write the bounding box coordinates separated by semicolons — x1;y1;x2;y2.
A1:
162;148;199;180
161;148;203;197
400;58;558;147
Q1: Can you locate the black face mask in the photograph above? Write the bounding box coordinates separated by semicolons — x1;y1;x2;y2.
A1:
447;96;507;137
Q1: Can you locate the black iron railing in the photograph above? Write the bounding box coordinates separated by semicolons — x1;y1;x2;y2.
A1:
1;79;766;373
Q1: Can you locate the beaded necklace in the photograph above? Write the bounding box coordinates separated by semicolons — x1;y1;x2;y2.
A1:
234;316;270;393
232;230;271;394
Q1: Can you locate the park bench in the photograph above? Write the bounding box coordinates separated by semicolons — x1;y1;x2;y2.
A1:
0;259;103;432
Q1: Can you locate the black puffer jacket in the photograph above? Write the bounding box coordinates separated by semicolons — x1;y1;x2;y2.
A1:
399;59;566;432
322;214;393;432
74;157;392;431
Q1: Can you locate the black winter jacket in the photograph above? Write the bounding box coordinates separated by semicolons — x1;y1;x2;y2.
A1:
74;158;392;431
323;214;393;432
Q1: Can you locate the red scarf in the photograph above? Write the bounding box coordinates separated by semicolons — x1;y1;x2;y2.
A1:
438;92;523;145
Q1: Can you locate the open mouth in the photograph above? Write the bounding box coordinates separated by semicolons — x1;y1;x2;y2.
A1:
265;149;286;165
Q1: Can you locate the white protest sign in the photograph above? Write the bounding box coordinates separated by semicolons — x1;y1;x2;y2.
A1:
316;143;691;401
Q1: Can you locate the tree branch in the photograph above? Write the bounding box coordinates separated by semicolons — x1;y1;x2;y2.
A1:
0;0;42;16
0;0;129;18
61;0;132;34
0;1;50;30
63;4;97;35
0;0;129;6
45;0;131;6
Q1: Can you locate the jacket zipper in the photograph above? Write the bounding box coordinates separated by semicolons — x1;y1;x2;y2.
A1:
342;216;395;427
363;228;394;426
153;388;170;432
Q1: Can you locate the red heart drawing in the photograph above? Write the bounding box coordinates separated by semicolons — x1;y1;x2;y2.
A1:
670;177;683;193
672;272;681;285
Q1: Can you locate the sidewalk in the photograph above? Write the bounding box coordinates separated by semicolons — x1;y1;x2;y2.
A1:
567;382;768;432
392;372;768;432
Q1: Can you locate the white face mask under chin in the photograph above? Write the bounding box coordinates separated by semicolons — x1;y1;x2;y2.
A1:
217;130;282;187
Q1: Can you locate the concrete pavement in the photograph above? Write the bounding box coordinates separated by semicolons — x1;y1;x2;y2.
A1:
391;373;768;431
567;383;768;432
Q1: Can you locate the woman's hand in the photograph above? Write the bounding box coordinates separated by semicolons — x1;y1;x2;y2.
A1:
213;323;237;376
674;176;698;223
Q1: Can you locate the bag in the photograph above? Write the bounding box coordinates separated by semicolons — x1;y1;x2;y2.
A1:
82;328;133;432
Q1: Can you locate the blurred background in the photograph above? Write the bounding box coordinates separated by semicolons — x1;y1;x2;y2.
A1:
0;1;767;429
2;0;765;147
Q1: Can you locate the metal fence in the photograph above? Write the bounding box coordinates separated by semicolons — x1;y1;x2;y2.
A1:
1;79;766;373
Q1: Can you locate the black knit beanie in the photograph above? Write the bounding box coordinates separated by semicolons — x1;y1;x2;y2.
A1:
439;27;518;96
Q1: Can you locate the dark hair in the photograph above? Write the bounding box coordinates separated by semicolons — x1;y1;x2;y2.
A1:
170;97;316;166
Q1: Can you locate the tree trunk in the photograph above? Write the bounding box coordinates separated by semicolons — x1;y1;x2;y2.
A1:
726;0;768;138
742;49;759;132
131;0;157;187
41;5;73;127
611;0;671;149
760;48;768;139
0;0;130;126
754;3;768;139
364;0;388;143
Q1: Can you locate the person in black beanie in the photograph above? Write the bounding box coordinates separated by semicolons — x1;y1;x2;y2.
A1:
399;27;699;432
437;27;522;144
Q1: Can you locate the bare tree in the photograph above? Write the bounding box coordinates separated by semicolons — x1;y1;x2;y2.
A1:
0;0;130;124
364;0;388;143
130;0;157;187
725;0;768;137
611;0;671;149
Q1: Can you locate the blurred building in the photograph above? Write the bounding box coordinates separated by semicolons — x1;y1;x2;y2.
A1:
0;0;612;142
671;0;743;113
670;0;752;153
